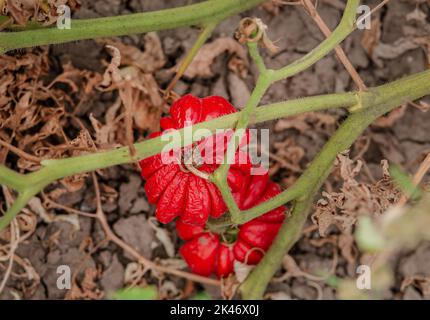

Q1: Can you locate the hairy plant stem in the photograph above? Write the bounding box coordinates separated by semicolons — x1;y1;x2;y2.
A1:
0;0;266;53
212;67;273;222
0;90;357;230
1;70;430;231
240;113;373;299
211;0;360;223
239;69;430;299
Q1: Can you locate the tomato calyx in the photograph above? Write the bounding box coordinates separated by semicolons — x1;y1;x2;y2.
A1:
206;221;239;245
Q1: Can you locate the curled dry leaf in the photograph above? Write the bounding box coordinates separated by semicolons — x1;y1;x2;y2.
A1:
97;38;166;135
89;97;123;148
270;138;305;177
367;37;424;68
275;254;327;283
312;154;400;237
28;197;81;231
124;262;147;286
401;275;430;297
0;48;101;193
362;7;430;67
2;0;80;27
410;100;430;113
181;37;249;79
337;233;357;266
233;261;254;283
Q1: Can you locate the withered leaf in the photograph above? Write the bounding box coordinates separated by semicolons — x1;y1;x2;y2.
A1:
182;37;248;78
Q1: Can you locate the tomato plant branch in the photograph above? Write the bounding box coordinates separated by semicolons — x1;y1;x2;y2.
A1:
239;69;430;299
0;91;355;231
1;70;430;231
211;0;359;223
0;0;266;54
0;165;27;193
248;42;267;74
212;69;273;222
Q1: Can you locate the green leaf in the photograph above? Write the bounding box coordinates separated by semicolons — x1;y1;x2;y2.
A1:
113;286;158;300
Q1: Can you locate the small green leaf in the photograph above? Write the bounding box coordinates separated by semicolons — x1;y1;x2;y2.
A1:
113;286;158;300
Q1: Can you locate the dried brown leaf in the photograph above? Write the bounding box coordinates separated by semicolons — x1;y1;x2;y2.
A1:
99;33;166;74
361;16;381;56
66;267;104;300
312;153;400;237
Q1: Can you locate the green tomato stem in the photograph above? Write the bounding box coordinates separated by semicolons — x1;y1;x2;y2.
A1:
1;69;430;231
0;0;266;53
239;69;430;299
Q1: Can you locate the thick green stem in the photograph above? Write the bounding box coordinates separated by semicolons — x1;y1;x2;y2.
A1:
212;72;273;221
0;166;27;193
239;111;374;299
1;70;430;231
0;0;265;53
209;35;273;219
248;42;267;74
239;70;430;299
211;0;360;222
0;187;42;231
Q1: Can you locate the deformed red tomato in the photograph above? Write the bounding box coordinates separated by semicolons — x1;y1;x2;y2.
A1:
176;173;287;278
139;94;251;226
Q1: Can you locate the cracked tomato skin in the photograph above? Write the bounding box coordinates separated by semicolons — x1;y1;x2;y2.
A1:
139;95;251;226
176;174;287;277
